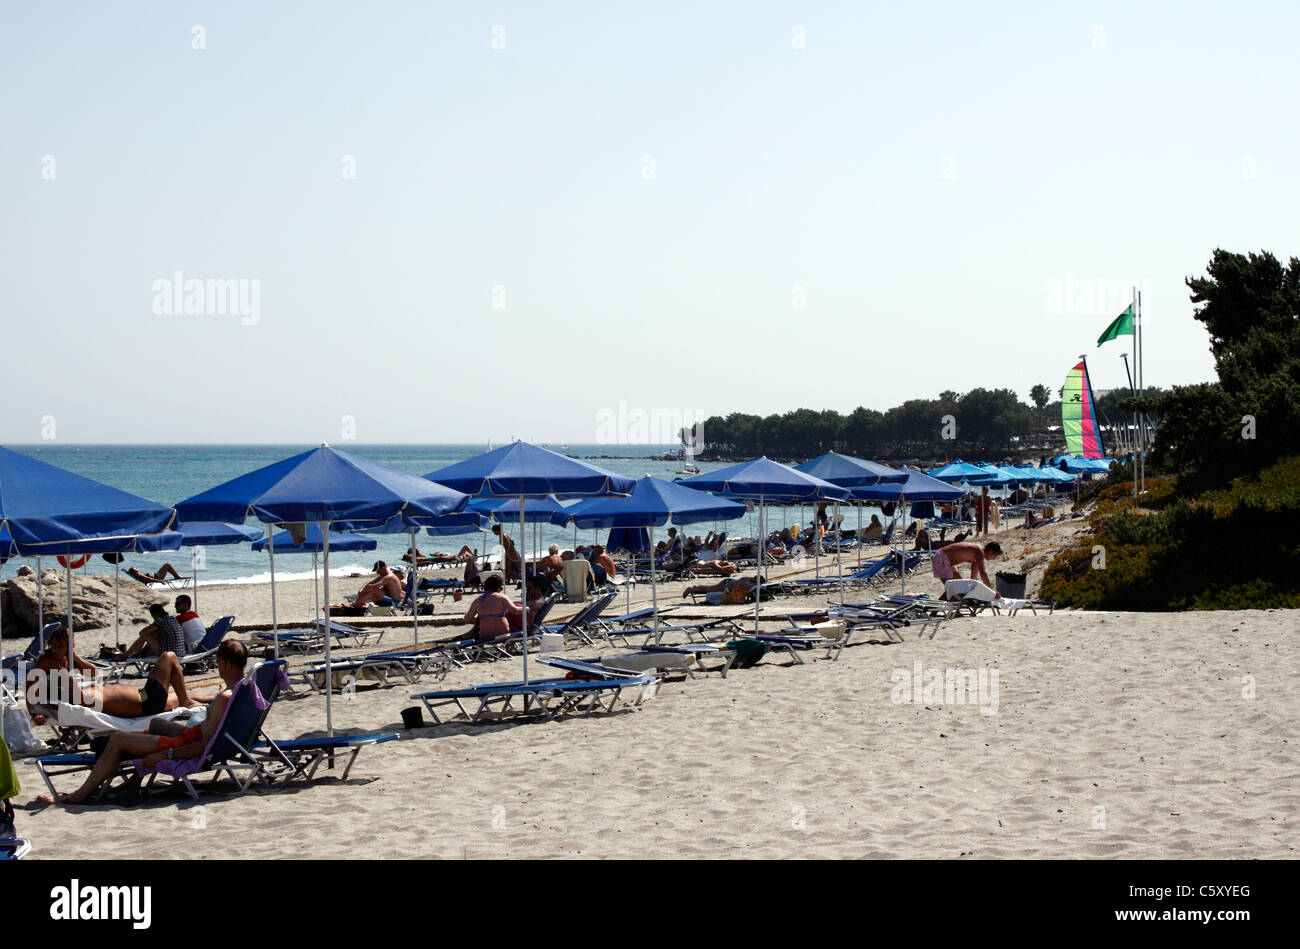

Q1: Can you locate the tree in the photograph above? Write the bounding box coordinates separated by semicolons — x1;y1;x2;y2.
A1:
1029;384;1049;409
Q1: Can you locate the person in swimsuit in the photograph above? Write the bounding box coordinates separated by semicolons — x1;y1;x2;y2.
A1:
27;626;194;720
40;640;249;806
933;541;1002;594
463;575;515;641
126;563;185;585
100;603;187;660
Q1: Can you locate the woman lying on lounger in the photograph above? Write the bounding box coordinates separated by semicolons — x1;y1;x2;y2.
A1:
26;627;194;721
125;563;185;585
682;575;756;599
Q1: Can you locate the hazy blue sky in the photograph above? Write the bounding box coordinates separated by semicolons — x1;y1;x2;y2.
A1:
2;2;1295;444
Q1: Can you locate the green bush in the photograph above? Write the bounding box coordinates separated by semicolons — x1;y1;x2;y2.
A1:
1040;457;1300;610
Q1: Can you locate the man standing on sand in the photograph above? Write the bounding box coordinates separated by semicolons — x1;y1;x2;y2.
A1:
975;486;992;536
932;541;1002;593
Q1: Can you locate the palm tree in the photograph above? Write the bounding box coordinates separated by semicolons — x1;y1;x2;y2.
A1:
1029;384;1050;409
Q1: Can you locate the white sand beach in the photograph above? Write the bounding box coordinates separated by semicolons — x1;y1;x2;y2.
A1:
6;520;1297;859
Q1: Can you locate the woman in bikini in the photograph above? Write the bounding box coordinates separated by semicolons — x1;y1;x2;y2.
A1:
463;575;515;641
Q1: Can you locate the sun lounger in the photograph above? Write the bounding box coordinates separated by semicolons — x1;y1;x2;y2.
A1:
1;622;62;672
750;620;851;663
100;615;237;679
249;618;385;654
34;702;201;751
603;613;747;647
250;732;398;783
36;659;294;802
288;646;453;693
941;579;1054;615
1;837;31;860
412;670;656;725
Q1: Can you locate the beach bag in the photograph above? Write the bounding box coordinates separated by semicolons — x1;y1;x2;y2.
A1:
724;639;769;669
1;693;46;758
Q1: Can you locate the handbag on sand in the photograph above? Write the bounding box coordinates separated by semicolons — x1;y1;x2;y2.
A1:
2;688;48;758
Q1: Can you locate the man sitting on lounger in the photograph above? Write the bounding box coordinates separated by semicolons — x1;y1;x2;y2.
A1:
508;576;548;633
100;603;188;660
591;545;617;586
27;626;195;720
126;563;184;585
931;541;1002;594
346;561;403;608
40;639;248;806
535;544;565;582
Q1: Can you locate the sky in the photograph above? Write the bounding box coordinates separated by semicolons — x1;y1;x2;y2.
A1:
2;1;1296;444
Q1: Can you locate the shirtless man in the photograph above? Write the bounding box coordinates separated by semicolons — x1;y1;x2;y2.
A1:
931;541;1002;593
535;544;565;582
591;545;617;584
40;640;248;806
27;627;194;720
346;561;403;608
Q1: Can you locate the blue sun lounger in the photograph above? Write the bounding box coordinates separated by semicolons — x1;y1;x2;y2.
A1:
1;622;61;673
1;837;31;860
36;660;294;802
412;670;655;725
251;732;398;782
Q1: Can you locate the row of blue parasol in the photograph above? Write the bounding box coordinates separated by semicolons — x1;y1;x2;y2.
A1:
2;441;1083;738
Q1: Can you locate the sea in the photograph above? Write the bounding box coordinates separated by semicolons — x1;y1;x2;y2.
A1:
1;445;887;585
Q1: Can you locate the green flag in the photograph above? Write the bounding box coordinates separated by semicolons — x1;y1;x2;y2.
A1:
1097;304;1135;346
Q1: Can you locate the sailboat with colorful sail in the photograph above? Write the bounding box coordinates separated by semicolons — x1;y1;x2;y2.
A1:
1061;357;1105;459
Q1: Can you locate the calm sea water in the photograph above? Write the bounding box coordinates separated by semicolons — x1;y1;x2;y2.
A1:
2;445;881;584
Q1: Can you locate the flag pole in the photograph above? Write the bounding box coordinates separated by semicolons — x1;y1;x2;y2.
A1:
1137;289;1145;493
1131;287;1139;498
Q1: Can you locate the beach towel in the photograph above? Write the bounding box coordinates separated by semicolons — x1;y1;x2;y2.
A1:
131;665;291;779
943;579;1028;614
49;703;199;736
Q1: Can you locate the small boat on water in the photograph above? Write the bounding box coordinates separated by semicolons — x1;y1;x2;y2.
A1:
676;463;700;475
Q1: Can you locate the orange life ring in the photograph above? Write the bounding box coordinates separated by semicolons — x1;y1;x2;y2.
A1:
57;554;91;569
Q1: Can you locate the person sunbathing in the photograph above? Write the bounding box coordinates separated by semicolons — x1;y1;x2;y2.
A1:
40;640;248;806
28;627;194;719
682;575;756;599
689;559;738;577
125;563;184;585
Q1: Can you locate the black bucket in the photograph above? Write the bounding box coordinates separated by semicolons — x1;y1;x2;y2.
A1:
995;571;1027;598
400;706;425;730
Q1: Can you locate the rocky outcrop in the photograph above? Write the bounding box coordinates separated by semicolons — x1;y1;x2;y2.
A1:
1;567;168;638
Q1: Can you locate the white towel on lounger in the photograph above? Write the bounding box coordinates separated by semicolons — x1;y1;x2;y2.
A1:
943;579;1028;614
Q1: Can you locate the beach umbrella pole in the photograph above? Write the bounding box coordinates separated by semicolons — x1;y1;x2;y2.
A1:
66;563;73;673
649;523;658;632
35;556;44;647
520;499;529;686
269;537;279;660
753;498;763;634
323;524;333;737
114;563;120;647
409;527;419;650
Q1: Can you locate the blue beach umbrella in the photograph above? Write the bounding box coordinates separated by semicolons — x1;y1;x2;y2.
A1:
426;442;635;684
928;459;997;485
564;478;747;625
856;470;963;594
0;446;178;665
795;452;908;570
177;444;470;735
679;458;850;630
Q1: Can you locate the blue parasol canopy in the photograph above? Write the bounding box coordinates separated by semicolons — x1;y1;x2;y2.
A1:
563;477;747;530
426;442;635;499
855;470;963;502
927;459;997;484
794;452;908;487
677;457;851;501
252;525;377;554
175;444;469;526
0;445;176;555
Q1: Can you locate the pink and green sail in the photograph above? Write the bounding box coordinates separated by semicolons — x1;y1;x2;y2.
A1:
1061;360;1104;458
